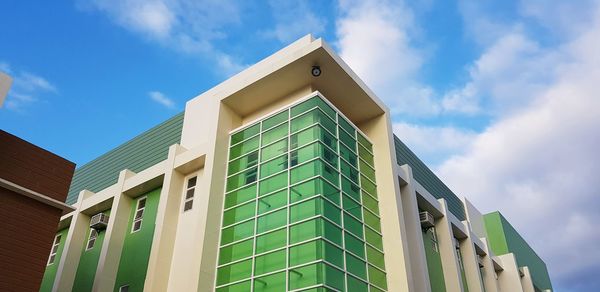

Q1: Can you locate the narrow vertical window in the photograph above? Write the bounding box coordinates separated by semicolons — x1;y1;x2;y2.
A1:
132;197;147;233
86;229;99;251
119;285;129;292
47;234;62;265
183;176;197;212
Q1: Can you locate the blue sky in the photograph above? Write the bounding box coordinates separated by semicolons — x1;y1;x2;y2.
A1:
2;1;599;291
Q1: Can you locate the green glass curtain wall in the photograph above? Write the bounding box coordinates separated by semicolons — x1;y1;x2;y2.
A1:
217;95;388;292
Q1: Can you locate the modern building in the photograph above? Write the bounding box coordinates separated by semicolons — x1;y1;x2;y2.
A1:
39;35;552;292
0;130;75;291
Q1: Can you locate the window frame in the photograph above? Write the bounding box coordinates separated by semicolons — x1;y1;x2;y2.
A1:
118;284;129;292
183;174;198;212
86;228;99;251
131;196;147;233
47;234;62;265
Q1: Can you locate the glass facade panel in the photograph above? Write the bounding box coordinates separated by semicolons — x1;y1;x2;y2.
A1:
225;184;256;209
219;239;253;265
231;124;260;145
260;155;287;179
218;94;386;291
262;122;288;145
228;151;259;175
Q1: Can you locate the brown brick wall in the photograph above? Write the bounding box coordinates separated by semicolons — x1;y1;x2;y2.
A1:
0;130;75;291
0;130;75;201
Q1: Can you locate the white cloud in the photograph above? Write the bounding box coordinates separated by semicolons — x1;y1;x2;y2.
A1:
264;0;325;43
437;3;600;290
335;0;441;116
393;122;476;165
82;0;246;75
1;63;57;111
148;91;176;109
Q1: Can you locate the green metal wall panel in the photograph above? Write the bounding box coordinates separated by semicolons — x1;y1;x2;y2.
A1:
393;135;465;220
422;227;446;292
484;212;552;290
66;113;184;205
113;187;161;292
72;210;111;291
40;228;69;292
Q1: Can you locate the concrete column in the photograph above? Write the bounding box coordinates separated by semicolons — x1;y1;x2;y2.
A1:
520;266;535;292
92;170;135;292
436;199;465;292
459;227;485;292
399;165;432;292
497;253;524;292
52;191;93;292
478;241;499;292
143;145;186;291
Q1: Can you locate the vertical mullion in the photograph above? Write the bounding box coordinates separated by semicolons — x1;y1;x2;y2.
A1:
251;121;263;291
285;108;291;291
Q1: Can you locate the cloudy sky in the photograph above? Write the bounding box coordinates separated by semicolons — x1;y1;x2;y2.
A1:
1;1;599;290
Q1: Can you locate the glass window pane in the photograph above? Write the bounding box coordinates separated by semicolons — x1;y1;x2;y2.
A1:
367;245;386;270
344;232;365;258
257;208;287;234
254;271;286;292
343;194;362;219
323;263;345;291
258;190;287;215
323;241;344;269
254;249;286;276
290;197;319;224
358;144;374;167
222;201;256;227
262;111;288;132
291;96;336;119
365;227;383;251
347;275;368;292
360;161;376;183
230;136;260;160
291;142;338;168
368;264;388;290
322;219;343;246
221;220;255;245
346;253;367;280
291;159;339;186
225;184;256;209
260;155;288;179
261;139;287;161
218;239;253;265
226;167;257;191
339;143;358;168
216;280;251;292
290;177;340;206
228;151;259;175
357;133;373;152
262;122;288;146
289;240;320;267
362;191;380;214
290;218;319;244
288;263;324;290
344;213;364;239
291;125;337;151
340;160;359;182
341;177;360;202
361;175;377;196
231;124;260;145
338;117;356;137
339;126;356;150
291;108;336;134
216;259;252;285
363;208;381;232
259;172;288;196
255;229;286;254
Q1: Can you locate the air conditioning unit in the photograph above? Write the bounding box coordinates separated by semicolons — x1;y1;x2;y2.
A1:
478;257;485;268
419;211;435;229
90;213;109;230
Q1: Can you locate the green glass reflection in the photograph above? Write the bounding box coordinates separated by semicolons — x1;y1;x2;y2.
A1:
291;108;336;134
219;239;253;265
255;229;286;254
230;136;260;160
260;155;287;178
254;249;286;275
261;139;287;161
222;201;255;227
216;259;252;285
291;96;336;119
254;271;286;292
228;151;258;175
231;123;260;145
290;177;340;206
262;111;288;131
224;183;256;209
258;190;287;214
262;122;288;145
